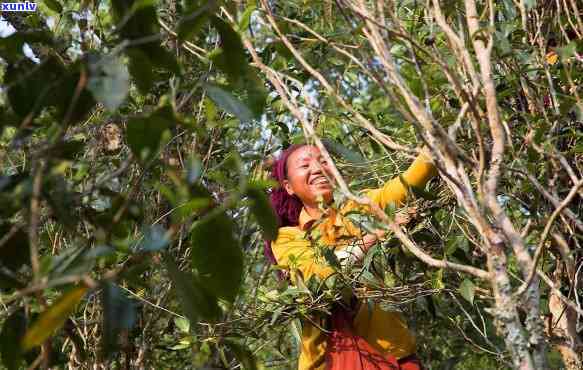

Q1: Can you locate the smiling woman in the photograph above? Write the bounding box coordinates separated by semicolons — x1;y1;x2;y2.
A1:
265;144;436;370
282;145;334;209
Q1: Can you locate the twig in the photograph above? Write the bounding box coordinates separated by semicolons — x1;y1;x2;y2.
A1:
29;160;46;282
515;179;583;296
158;18;209;61
118;285;185;319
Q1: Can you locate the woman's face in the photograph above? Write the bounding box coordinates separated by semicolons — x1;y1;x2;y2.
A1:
283;145;334;206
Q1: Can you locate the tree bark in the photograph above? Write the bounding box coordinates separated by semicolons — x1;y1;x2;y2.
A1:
548;262;582;370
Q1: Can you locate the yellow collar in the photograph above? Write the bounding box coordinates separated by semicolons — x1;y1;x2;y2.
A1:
298;207;318;231
298;206;344;231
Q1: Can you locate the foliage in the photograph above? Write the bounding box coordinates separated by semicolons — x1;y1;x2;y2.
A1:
0;0;581;369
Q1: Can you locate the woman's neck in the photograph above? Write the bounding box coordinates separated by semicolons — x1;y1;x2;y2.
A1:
303;202;324;220
302;193;335;220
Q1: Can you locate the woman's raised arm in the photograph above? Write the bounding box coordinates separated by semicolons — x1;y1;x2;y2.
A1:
365;150;437;210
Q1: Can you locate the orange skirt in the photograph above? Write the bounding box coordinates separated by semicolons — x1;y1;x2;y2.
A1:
326;308;422;370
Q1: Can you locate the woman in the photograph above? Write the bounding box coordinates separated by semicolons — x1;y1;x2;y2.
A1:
265;143;436;370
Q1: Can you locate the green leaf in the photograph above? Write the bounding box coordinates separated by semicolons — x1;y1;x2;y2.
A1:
290;319;303;347
369;97;389;115
211;16;247;85
224;339;258;370
126;105;175;162
5;57;65;117
322;247;341;270
165;258;221;322
0;224;29;271
203;83;253;122
57;66;98;125
524;0;536;10
397;174;437;201
50;140;86;160
190;212;243;303
384;202;397;219
556;42;577;60
292;270;311;294
238;4;256;31
186;155;203;184
502;0;517;19
129;0;158;13
0;107;21;130
242;72;267;118
209;16;267;118
431;268;445;290
204;97;217;124
178;8;208;40
177;0;216;40
126;48;155;94
246;185;278;241
321;138;366;164
135;225;170;252
0;309;26;370
409;184;437;201
425;295;437;319
272;40;294;60
111;0;159;39
44;244;103;280
111;0;179;87
174;317;190;333
169;341;191;350
88;54;129;111
43;176;78;229
22;286;88;350
8;57;95;125
0;270;24;291
101;283;137;356
142;44;180;75
446;235;469;256
495;31;512;56
44;0;63;12
459;279;476;304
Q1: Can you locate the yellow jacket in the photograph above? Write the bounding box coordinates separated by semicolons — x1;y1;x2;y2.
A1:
271;153;437;370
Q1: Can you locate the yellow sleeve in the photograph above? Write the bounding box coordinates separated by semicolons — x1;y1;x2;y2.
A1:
271;227;335;281
366;152;437;209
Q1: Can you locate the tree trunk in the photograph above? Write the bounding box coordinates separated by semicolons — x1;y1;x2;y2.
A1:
486;234;536;370
548;263;582;370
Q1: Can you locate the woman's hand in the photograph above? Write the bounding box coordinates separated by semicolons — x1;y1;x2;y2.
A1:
335;232;382;265
361;231;382;252
395;206;417;225
336;207;417;265
358;207;417;255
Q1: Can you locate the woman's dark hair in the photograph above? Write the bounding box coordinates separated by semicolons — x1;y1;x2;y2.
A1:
263;144;305;265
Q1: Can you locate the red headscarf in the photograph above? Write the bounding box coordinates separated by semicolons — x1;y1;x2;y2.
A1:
264;144;305;265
